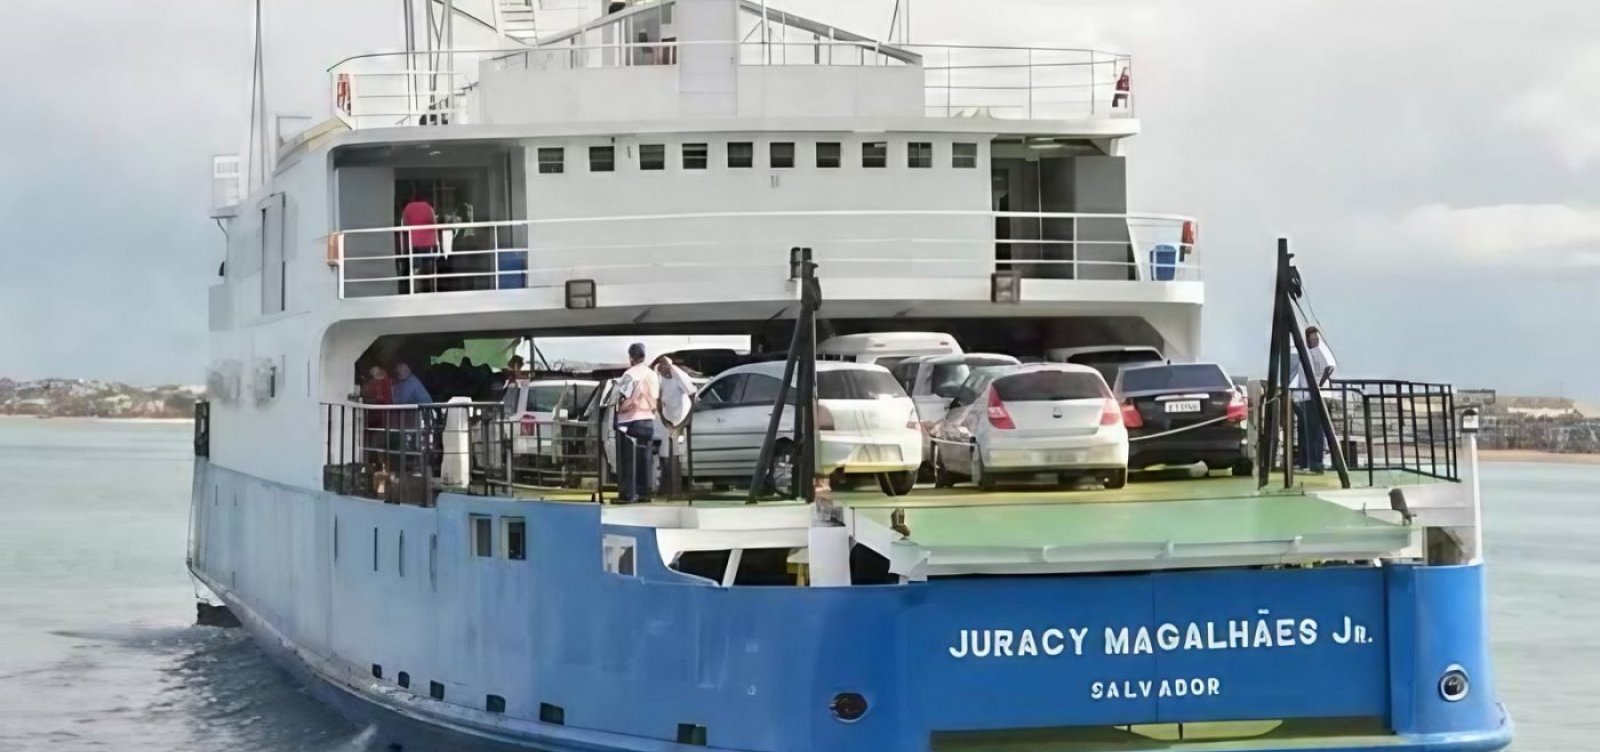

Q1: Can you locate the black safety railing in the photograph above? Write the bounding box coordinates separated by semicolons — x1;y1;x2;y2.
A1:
1333;379;1458;483
322;401;507;506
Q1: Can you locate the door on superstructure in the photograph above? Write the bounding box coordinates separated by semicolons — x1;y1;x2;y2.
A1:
259;193;286;314
335;167;395;298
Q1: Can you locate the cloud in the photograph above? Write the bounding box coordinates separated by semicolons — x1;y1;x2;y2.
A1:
1506;47;1600;170
1398;202;1600;265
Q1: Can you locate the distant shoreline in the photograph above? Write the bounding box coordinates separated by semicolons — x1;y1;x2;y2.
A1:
1479;449;1600;465
0;415;192;425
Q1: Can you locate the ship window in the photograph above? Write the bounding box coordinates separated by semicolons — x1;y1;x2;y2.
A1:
770;142;795;169
397;531;405;577
640;144;666;170
604;534;637;576
504;517;527;561
537;147;565;174
487;695;506;714
398;671;411;688
728;142;754;168
430;681;446;700
589;146;615;172
372;527;379;571
682;142;708;170
862;141;887;168
908;142;933;169
471;515;493;557
953;142;978;168
816;142;841;168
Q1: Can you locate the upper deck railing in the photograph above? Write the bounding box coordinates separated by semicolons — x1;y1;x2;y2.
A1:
328;42;1133;129
327;209;1196;300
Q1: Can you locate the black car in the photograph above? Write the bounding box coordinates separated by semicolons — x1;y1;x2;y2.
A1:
1113;362;1252;475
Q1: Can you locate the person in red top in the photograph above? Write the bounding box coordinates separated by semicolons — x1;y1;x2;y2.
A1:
398;192;440;294
360;365;395;484
1112;67;1131;108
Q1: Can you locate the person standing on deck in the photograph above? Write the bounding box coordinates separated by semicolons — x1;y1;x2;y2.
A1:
361;365;395;491
391;363;434;406
1290;326;1338;472
399;192;440;294
613;343;661;503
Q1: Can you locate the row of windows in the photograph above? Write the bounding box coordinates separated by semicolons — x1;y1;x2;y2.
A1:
471;514;527;560
537;140;980;174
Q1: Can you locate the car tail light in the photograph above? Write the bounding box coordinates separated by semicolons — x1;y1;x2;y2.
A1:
986;390;1014;430
520;415;536;436
817;404;835;431
1120;400;1144;429
1226;393;1248;422
1100;398;1122;426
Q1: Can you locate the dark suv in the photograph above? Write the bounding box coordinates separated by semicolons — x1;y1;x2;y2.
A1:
1113;362;1252;475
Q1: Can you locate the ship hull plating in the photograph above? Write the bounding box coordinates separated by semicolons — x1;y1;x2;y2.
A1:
190;462;1510;752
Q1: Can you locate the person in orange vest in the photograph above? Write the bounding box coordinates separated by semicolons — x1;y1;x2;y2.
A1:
1112;67;1131;108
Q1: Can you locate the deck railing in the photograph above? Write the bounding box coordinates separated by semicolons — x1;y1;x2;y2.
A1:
329;210;1198;299
1287;380;1460;483
321;401;509;506
328;42;1132;128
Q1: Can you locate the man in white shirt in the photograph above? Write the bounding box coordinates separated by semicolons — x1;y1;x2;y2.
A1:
614;343;661;502
1289;326;1338;472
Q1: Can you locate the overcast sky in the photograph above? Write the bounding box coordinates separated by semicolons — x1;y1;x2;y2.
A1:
0;1;1594;399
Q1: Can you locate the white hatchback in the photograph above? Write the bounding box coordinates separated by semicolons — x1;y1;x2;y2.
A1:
930;363;1130;489
687;360;924;496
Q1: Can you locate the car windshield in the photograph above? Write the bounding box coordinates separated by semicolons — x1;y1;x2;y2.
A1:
529;385;591;413
1119;364;1232;394
930;357;1016;393
994;370;1108;401
818;370;906;400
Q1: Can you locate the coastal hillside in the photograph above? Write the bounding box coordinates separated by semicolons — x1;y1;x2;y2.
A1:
0;378;201;419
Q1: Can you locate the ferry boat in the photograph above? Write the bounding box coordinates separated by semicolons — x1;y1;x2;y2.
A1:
189;1;1513;750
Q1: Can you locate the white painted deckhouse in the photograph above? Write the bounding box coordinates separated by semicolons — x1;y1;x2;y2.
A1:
191;2;1510;751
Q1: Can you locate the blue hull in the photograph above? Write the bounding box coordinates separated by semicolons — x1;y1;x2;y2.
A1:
191;465;1512;752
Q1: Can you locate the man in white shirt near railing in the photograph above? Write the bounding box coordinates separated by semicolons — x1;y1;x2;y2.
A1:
614;343;661;503
1290;326;1338;473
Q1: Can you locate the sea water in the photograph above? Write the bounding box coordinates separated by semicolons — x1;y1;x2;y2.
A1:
0;418;1592;750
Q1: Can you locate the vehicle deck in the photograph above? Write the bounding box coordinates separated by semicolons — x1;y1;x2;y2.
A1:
502;470;1431;576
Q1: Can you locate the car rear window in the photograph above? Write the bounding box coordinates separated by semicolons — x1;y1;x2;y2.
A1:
1119;364;1232;394
930;357;1015;393
818;370;906;400
993;370;1107;401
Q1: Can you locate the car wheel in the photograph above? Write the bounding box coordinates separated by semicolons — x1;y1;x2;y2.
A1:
878;470;917;497
1102;468;1128;490
1232;458;1255;477
764;441;796;496
972;447;997;490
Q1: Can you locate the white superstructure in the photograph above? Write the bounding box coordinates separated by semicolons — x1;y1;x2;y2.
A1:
206;0;1199;489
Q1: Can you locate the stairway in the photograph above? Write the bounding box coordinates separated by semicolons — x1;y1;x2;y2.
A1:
498;0;540;44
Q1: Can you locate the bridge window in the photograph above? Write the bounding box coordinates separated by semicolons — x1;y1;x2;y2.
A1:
640;144;666;171
682;143;708;170
953;142;978;168
816;142;841;168
537;147;565;174
504;517;527;561
863;141;887;169
728;141;754;168
908;142;933;169
770;142;795;169
471;514;493;557
589;146;615;172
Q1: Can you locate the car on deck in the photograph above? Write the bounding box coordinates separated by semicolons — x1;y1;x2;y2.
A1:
501;378;600;457
685;360;924;496
930;363;1129;489
1113;361;1252;475
817;331;963;368
889;353;1023;465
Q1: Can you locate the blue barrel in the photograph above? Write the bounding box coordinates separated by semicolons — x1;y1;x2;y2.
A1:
1150;244;1178;281
497;250;527;289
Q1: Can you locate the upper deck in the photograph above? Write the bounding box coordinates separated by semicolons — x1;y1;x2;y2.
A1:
326;0;1137;133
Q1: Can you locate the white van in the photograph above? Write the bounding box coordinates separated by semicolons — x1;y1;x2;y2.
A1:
817;332;963;368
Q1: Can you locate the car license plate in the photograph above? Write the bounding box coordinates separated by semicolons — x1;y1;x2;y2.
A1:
1041;450;1084;464
1164;400;1202;413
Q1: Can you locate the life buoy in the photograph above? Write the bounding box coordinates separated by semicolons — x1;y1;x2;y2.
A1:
335;73;352;113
